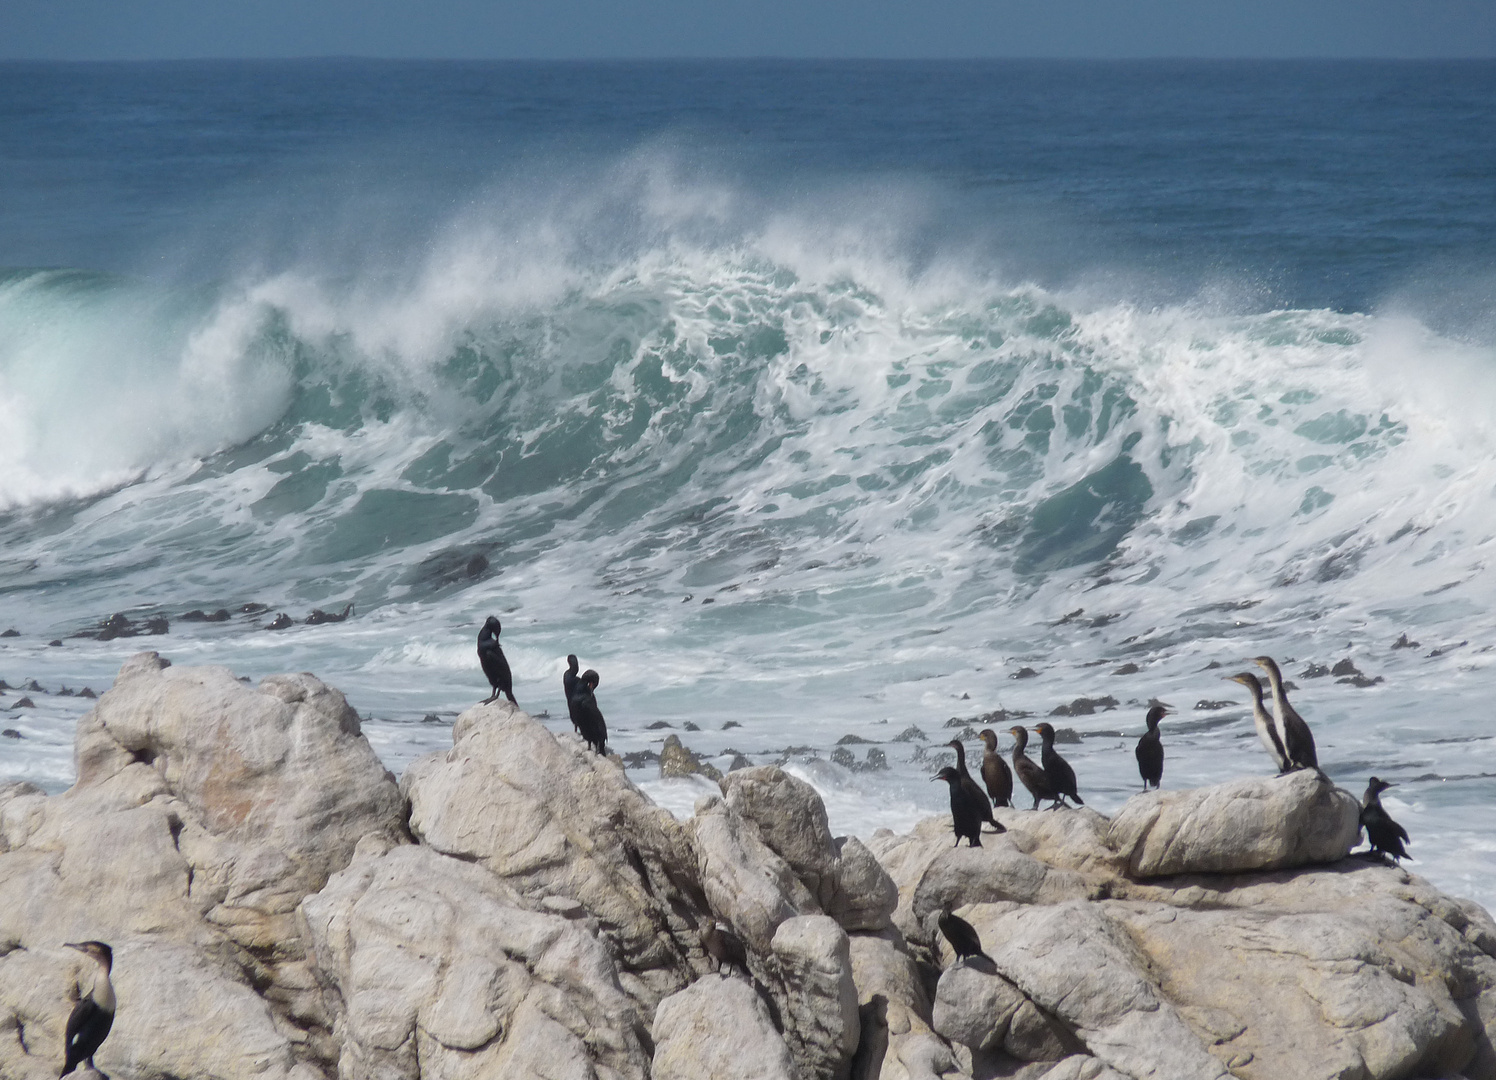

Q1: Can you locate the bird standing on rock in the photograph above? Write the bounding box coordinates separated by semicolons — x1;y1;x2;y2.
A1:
1227;672;1290;774
563;655;581;733
700;921;749;976
938;903;992;965
1253;656;1319;772
1135;704;1168;790
570;668;608;755
947;738;1003;833
60;941;114;1077
1360;777;1411;863
477;616;516;705
1033;722;1084;808
1009;725;1056;811
932;766;986;847
977;728;1013;808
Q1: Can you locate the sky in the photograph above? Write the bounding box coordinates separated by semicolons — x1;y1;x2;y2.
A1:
1;0;1494;60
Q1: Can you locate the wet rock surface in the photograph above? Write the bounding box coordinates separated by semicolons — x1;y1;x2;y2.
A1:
1;653;1494;1080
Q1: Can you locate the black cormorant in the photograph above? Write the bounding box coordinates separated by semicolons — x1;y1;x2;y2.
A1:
1135;704;1168;790
700;921;749;976
477;616;516;705
1227;672;1290;773
1253;656;1319;771
938;903;992;965
932;766;985;847
563;655;581;733
1009;726;1056;811
977;728;1014;808
1033;722;1083;807
947;739;1004;833
570;669;608;755
1360;777;1411;863
60;940;114;1077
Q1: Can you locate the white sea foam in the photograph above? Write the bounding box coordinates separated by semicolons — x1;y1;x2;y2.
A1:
3;181;1495;906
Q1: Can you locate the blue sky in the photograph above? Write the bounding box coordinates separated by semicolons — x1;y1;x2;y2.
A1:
2;0;1493;59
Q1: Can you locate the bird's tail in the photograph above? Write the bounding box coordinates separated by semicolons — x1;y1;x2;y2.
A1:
1072;793;1085;805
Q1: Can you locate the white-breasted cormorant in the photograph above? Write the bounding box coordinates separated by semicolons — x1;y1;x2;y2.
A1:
1253;656;1318;771
60;940;114;1077
477;617;516;706
1135;704;1168;790
932;766;985;847
1009;725;1056;811
1227;672;1290;773
570;668;607;755
977;728;1014;808
563;654;581;733
938;902;992;965
1360;777;1411;863
947;739;1004;833
1033;722;1083;808
700;921;749;976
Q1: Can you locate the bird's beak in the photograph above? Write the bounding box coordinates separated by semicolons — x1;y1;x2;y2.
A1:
929;775;940;782
64;942;84;952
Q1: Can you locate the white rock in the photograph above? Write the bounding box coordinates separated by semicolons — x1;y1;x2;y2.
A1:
1106;770;1360;878
769;915;861;1080
302;842;650;1080
651;975;797;1080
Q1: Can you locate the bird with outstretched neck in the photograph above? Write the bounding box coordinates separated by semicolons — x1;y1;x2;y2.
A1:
932;766;986;847
61;940;114;1077
1360;777;1411;863
938;902;992;965
1135;704;1168;790
1253;656;1319;772
563;654;581;733
1009;725;1056;811
477;616;517;706
1033;722;1083;808
977;728;1014;808
570;668;608;755
1227;672;1290;774
947;738;1004;833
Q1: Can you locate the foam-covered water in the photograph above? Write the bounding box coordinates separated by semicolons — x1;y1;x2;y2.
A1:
3;59;1495;908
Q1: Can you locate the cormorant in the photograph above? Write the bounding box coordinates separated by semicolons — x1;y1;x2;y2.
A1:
60;940;114;1077
1227;672;1290;773
563;655;581;733
932;766;984;847
570;669;608;755
1252;656;1318;771
700;921;749;976
477;617;516;706
977;728;1014;808
1033;722;1083;807
938;902;992;965
947;739;1004;833
1009;725;1056;811
1360;777;1411;863
1135;704;1168;790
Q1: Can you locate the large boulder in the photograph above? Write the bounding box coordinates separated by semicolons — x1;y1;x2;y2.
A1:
692;794;819;955
722;768;898;933
302;839;650;1080
401;702;704;1006
651;975;797;1080
0;653;408;1080
768;915;861;1080
1105;770;1360;878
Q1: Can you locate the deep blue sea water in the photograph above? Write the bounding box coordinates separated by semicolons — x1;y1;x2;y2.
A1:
2;60;1495;903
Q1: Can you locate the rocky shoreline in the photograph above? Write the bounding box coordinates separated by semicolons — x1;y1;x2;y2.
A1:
1;653;1493;1080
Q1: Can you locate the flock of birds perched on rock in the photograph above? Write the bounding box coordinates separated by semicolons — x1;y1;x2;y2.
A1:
932;654;1412;870
35;627;1421;1072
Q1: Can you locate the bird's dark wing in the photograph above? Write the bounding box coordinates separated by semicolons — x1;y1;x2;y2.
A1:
63;998;112;1072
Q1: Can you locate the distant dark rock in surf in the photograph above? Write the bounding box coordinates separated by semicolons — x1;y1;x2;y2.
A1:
47;640;62;647
836;734;872;745
13;698;34;709
892;725;926;743
0;729;19;739
0;629;16;638
1392;633;1420;649
78;687;96;699
1331;658;1363;678
1300;663;1330;678
240;603;268;615
181;608;233;623
1049;695;1118;717
1112;663;1140;675
722;720;741;730
1010;666;1039;679
305;603;354;625
23;681;42;693
1194;699;1235;711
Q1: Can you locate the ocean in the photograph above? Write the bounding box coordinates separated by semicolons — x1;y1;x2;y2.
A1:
2;59;1494;903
